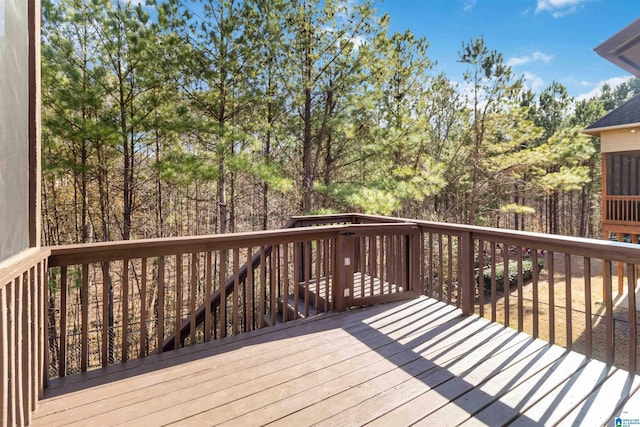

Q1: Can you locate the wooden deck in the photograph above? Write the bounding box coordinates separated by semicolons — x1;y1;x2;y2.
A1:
33;296;640;426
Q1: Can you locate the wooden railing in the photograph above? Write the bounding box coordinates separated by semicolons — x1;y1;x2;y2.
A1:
4;213;640;425
0;248;49;427
46;221;419;378
604;195;640;225
344;214;640;373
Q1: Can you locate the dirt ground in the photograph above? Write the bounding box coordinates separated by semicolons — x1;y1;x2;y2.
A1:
478;252;640;373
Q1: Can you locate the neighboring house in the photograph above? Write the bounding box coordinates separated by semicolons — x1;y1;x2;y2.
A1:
584;17;640;297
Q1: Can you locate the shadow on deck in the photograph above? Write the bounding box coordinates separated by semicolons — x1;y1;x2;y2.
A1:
33;297;640;426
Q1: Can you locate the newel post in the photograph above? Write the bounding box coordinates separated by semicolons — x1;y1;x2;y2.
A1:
332;231;354;312
460;231;475;315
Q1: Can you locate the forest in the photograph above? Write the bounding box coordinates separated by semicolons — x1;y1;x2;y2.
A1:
40;0;640;246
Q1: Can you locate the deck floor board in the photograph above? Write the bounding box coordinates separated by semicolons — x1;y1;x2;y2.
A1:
32;296;640;427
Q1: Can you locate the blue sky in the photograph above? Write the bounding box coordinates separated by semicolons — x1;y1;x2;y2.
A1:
378;0;640;100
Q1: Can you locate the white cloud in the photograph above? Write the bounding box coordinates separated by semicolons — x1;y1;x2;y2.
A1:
575;76;633;101
523;72;545;94
535;0;589;17
506;51;553;67
464;0;477;12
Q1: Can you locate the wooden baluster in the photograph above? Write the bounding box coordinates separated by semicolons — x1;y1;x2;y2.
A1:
532;250;539;339
504;245;509;328
478;239;485;318
323;238;330;311
438;235;444;302
29;266;37;412
459;232;475;316
565;254;572;350
60;266;67;376
259;247;266;326
219;251;227;338
81;264;89;371
140;258;147;357
366;236;373;296
270;244;277;324
490;242;497;322
304;242;310;317
428;233;434;298
157;257;165;353
584;257;592;358
101;262;111;366
246;248;254;331
122;260;129;362
16;275;24;426
446;235;452;304
282;245;289;323
627;262;637;372
315;240;321;313
233;248;240;335
548;252;555;345
517;247;523;332
41;260;48;390
293;244;300;320
7;278;15;426
204;252;212;341
604;259;613;364
175;254;182;350
0;283;6;427
23;270;32;424
190;253;198;345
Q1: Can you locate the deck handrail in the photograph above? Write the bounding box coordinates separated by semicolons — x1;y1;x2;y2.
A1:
1;247;49;427
5;213;640;426
46;221;419;378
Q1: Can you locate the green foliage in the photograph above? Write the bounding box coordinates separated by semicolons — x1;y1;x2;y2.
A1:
480;258;544;292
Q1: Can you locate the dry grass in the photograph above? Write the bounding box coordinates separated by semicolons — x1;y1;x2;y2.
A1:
477;252;640;373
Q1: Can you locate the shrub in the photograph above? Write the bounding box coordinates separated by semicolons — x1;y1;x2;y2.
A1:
478;258;544;292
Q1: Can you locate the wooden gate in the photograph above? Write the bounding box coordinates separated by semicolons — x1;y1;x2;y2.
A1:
333;223;422;310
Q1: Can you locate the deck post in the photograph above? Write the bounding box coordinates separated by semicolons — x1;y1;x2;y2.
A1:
460;231;475;316
333;232;352;312
409;229;422;295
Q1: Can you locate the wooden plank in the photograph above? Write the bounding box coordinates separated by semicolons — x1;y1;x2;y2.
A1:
511;359;615;426
415;343;569;426
517;247;523;331
181;314;477;425
559;369;640;426
35;300;440;426
477;238;484;318
611;387;640;423
261;319;530;427
460;351;588;426
174;254;183;350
